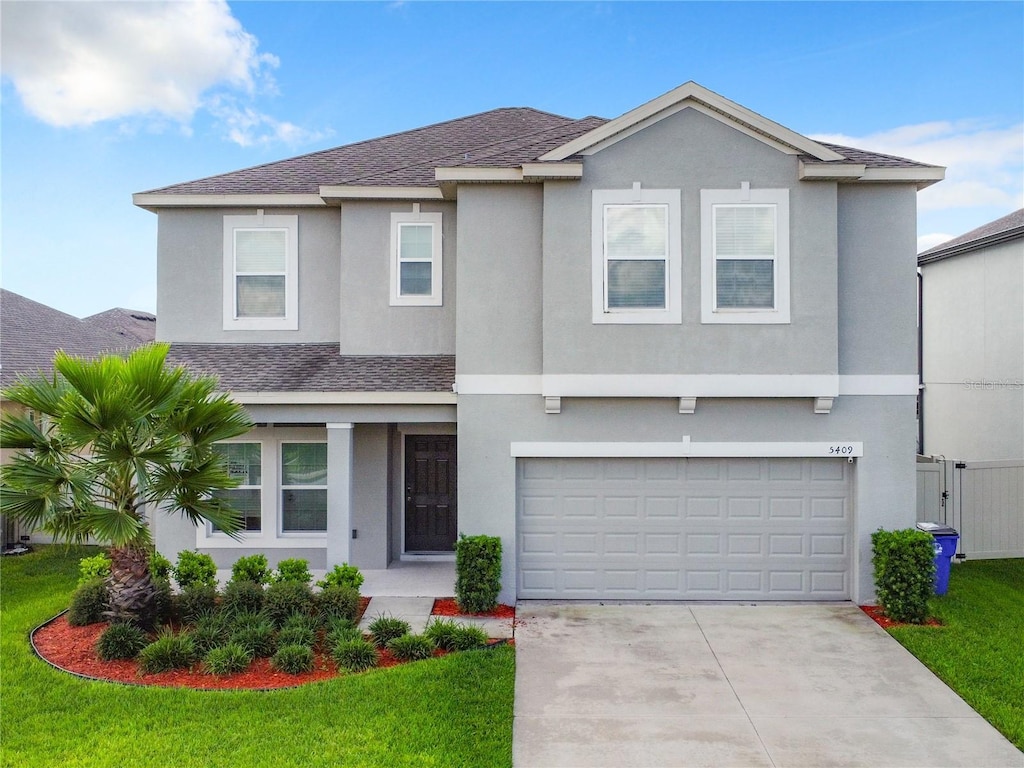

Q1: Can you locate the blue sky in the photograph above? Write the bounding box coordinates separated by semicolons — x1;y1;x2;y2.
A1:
2;1;1021;318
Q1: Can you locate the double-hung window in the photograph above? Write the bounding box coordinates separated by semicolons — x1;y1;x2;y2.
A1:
212;443;262;532
390;209;443;306
592;187;681;324
280;442;327;533
701;187;790;324
223;213;298;330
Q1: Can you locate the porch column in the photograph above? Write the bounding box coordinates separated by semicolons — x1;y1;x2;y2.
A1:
326;422;354;567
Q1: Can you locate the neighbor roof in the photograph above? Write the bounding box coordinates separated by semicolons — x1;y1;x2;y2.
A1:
166;344;455;394
918;208;1024;265
83;307;157;344
0;290;137;390
136;86;942;200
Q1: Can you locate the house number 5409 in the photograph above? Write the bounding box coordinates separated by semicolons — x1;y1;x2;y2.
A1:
829;445;855;455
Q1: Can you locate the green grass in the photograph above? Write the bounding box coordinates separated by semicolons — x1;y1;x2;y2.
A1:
0;546;514;768
887;559;1024;751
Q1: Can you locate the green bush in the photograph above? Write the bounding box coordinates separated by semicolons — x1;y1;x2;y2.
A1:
191;613;231;655
368;615;410;649
230;618;277;658
333;638;379;673
221;579;264;616
271;643;315;674
278;625;316;649
96;622;148;661
148;550;173;584
326;622;363;648
386;633;435;661
316;584;361;623
424;619;461;651
451;624;489;651
263;580;315;627
67;579;109;626
175;584;218;625
230;608;270;631
230;553;271;586
138;630;196;674
454;534;502;613
282;611;321;632
152;579;174;625
872;528;937;624
173;550;217;590
317;563;364;591
204;642;252;676
272;558;312;585
77;553;111;586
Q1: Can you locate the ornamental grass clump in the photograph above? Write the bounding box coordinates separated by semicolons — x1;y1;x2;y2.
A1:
277;625;316;649
386;633;435;662
333;638;379;673
67;579;109;626
230;622;277;659
271;644;315;674
191;612;231;655
138;630;196;674
368;615;410;649
204;643;252;676
451;625;489;651
872;527;937;624
424;619;461;651
96;622;148;661
454;534;502;613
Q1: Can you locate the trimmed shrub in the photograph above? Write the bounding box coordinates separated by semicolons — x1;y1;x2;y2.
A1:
176;584;218;625
368;615;410;649
148;550;173;584
67;579;109;626
872;528;937;624
317;563;364;591
230;554;271;586
386;633;435;662
271;643;315;674
221;579;264;616
272;558;312;585
138;630;196;673
173;550;217;590
454;534;502;613
77;553;111;586
424;619;461;651
278;625;316;649
316;584;361;623
333;638;379;673
204;643;252;676
152;579;174;625
451;624;489;651
263;581;315;627
96;622;148;661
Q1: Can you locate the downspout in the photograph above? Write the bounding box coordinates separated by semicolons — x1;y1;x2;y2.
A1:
917;269;925;455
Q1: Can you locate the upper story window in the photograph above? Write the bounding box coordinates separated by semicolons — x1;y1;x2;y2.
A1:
592;186;682;324
223;212;298;331
390;207;442;306
701;187;790;324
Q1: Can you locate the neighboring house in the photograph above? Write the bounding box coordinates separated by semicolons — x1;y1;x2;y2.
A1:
0;289;153;545
918;209;1024;462
83;307;157;344
134;81;944;604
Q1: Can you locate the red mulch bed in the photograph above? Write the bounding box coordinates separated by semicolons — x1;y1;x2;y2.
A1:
431;598;516;619
860;604;942;629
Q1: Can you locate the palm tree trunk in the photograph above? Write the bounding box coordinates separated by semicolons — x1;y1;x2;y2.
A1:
106;544;158;628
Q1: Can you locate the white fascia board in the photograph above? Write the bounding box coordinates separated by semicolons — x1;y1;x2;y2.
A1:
227;391;458;405
799;161;867;180
510;439;864;458
454;375;542;395
857;167;946;187
540;82;844;163
521;163;584;180
541;374;839;398
838;375;919;396
434;167;523;182
133;193;326;211
319;186;444;201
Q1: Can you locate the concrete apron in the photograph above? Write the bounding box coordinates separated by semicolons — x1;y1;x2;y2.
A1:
513;602;1024;768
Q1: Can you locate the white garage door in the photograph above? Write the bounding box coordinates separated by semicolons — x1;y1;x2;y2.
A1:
517;457;852;600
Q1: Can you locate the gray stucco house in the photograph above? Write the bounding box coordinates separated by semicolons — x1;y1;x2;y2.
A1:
918;209;1024;462
134;82;944;604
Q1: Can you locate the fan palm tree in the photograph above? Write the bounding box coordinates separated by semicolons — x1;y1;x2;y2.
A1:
0;343;253;625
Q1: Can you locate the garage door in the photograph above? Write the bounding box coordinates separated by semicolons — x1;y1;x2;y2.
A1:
517;457;851;600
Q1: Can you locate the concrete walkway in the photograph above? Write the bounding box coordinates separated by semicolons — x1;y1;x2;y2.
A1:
513;602;1023;768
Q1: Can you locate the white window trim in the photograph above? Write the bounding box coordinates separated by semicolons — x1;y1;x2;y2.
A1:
700;187;790;324
592;186;682;324
279;440;328;536
223;212;299;331
390;209;443;306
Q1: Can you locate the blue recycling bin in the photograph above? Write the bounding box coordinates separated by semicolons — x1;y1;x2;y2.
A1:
917;522;959;596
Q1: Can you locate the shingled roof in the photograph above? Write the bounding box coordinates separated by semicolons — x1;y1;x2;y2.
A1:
83;307;157;344
138;102;938;198
166;344;455;393
0;290;138;390
918;208;1024;265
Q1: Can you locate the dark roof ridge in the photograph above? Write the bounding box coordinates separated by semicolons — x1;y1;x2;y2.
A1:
814;141;939;169
140;106;573;194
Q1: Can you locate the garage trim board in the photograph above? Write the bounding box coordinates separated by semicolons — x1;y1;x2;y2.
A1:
511;438;864;459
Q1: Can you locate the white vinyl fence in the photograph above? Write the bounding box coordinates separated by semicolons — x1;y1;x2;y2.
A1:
916;457;1024;559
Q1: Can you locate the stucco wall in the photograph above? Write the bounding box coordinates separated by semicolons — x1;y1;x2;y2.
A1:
921;238;1024;460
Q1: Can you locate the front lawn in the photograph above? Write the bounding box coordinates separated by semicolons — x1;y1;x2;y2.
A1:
0;546;514;768
887;558;1024;751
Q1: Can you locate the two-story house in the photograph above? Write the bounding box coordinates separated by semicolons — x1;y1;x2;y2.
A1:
134;82;943;604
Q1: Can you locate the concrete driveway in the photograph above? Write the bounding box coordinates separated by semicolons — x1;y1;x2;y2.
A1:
513;602;1023;768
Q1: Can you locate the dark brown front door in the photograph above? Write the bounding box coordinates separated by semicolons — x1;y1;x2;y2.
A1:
404;435;457;552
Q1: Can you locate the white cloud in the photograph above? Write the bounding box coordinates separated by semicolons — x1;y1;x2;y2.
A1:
0;0;322;147
207;96;330;148
917;232;955;253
